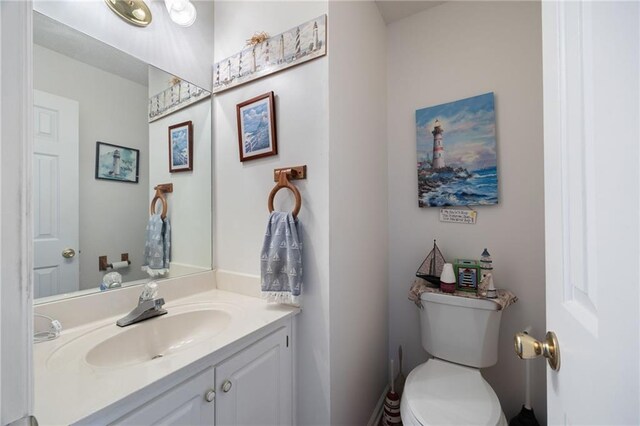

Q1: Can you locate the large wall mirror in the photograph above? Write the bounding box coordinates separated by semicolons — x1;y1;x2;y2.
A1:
33;12;212;302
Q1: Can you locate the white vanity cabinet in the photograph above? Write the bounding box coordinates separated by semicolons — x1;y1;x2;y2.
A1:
111;367;216;425
215;327;292;426
104;323;292;426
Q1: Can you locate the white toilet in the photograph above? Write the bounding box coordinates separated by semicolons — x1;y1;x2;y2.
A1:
400;291;508;426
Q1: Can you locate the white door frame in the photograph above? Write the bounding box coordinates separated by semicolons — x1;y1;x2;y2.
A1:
0;0;34;424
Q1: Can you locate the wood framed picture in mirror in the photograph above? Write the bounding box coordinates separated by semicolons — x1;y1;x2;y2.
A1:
168;120;193;172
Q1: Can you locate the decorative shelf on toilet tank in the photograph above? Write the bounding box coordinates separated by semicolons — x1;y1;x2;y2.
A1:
454;259;480;293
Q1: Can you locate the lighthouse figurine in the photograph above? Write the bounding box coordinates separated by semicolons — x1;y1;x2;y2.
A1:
432;120;445;169
480;248;493;281
479;248;494;297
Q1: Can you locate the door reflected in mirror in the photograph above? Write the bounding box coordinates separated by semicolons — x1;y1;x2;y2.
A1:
33;12;212;302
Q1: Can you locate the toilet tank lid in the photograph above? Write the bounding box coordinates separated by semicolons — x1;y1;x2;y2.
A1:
420;291;499;311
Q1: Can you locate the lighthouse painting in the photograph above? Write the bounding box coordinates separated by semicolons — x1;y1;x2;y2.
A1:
415;93;498;207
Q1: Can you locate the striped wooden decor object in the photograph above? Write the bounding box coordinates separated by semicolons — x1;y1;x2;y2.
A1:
382;359;403;425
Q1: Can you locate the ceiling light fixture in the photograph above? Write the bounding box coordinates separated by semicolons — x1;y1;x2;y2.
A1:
164;0;197;27
104;0;152;27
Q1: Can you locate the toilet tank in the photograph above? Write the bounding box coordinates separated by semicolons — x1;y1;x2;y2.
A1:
419;292;503;368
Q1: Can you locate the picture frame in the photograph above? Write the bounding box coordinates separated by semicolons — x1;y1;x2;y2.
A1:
236;91;277;162
454;259;481;293
95;141;140;183
168;120;193;172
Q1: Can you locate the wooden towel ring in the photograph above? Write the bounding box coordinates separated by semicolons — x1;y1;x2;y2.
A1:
268;170;302;218
150;183;173;219
150;194;168;219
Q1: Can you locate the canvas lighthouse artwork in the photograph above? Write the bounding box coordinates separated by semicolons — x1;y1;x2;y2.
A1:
416;93;499;207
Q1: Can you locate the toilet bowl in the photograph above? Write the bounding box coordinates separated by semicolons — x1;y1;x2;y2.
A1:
400;291;507;426
400;359;507;426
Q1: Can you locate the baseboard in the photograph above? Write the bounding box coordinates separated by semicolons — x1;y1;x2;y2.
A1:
367;384;390;426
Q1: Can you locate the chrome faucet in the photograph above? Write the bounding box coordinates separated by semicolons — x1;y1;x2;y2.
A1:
116;282;167;327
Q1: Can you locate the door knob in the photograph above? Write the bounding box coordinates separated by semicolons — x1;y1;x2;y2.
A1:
221;379;232;393
62;248;76;259
204;389;215;402
514;331;560;371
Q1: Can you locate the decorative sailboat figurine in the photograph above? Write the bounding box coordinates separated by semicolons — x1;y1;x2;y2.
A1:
416;239;446;286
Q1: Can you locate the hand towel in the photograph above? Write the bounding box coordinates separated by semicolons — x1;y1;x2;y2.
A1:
261;211;303;306
142;214;171;277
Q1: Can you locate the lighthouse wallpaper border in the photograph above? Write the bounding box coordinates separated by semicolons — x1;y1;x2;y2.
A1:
212;15;326;94
416;93;498;207
95;142;140;184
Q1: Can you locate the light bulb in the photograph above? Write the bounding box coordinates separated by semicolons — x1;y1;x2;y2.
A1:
165;0;196;27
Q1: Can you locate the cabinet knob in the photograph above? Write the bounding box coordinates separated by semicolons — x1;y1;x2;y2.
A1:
222;379;232;393
205;389;215;402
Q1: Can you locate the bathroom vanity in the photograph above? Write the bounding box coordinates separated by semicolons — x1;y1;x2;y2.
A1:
34;272;298;425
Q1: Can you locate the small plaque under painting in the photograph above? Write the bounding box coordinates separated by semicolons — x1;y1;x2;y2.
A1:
440;208;477;224
416;240;446;287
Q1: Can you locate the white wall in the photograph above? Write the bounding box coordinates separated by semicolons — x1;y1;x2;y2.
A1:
33;44;149;289
386;2;546;422
212;2;330;424
148;66;212;274
33;0;214;90
327;2;389;424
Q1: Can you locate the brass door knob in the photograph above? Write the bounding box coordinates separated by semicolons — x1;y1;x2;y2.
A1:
514;331;561;371
61;248;76;259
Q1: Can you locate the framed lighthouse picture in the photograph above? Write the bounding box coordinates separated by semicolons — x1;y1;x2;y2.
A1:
415;92;498;207
95;142;140;183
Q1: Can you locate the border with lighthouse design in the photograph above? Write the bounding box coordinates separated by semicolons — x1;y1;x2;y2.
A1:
416;93;498;207
212;15;326;94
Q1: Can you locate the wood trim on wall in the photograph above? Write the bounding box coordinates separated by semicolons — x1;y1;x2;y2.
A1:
0;0;34;423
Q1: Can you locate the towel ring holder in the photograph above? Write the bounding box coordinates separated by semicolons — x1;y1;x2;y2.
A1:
150;195;168;219
150;183;173;220
268;170;302;218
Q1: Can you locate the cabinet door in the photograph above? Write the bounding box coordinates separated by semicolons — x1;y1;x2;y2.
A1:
111;367;216;426
215;327;292;426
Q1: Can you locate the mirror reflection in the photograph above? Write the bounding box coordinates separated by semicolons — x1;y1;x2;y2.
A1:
33;12;212;302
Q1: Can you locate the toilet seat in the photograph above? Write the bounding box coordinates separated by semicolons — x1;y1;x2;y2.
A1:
400;359;506;426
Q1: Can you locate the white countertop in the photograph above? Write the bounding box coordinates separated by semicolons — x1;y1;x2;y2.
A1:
34;288;299;425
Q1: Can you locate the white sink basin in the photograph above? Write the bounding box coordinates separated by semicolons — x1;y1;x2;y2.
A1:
46;307;233;370
85;310;231;368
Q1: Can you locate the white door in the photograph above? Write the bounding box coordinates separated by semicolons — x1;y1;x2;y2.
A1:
542;1;639;424
33;90;79;298
215;327;292;426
